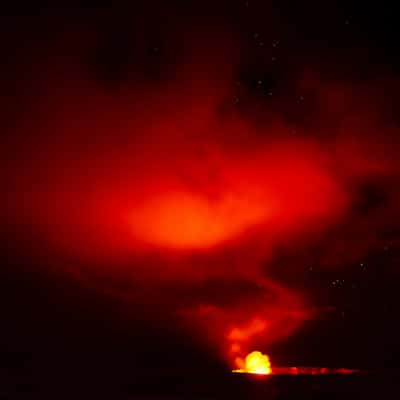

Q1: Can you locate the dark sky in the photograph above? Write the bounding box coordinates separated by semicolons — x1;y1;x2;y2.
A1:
2;0;400;389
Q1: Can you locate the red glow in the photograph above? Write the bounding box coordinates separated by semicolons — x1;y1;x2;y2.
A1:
125;142;349;251
128;189;269;249
270;367;362;375
3;29;398;375
228;318;267;342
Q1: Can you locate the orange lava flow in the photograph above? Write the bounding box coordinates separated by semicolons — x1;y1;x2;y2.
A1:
232;351;362;376
233;351;272;375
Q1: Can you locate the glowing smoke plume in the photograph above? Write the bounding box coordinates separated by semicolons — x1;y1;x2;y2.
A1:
2;9;400;373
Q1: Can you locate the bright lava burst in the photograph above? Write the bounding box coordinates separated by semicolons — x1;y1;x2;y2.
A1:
232;351;362;376
233;351;272;375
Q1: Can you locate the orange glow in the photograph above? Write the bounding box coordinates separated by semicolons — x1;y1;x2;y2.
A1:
233;351;272;375
228;318;267;341
125;141;349;251
3;29;395;385
129;190;269;249
230;343;241;353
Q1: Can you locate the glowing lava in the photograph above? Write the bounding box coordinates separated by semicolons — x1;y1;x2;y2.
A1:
233;351;272;375
232;351;362;376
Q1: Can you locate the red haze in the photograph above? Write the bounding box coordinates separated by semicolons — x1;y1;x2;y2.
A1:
2;21;400;370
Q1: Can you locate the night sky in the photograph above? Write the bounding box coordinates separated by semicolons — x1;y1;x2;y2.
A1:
2;0;400;390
